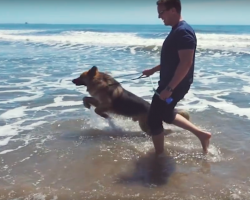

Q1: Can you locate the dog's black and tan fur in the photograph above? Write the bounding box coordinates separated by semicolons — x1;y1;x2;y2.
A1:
72;66;190;135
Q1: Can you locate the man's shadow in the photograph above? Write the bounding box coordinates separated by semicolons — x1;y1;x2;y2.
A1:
116;150;176;187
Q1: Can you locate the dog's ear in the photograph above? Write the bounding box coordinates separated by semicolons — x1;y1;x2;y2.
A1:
88;66;98;77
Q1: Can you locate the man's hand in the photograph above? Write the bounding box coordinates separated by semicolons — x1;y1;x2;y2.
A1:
142;68;155;77
159;89;172;101
142;65;161;77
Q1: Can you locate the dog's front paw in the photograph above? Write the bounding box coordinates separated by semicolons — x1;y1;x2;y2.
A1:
132;116;139;122
83;97;91;109
101;113;110;119
83;102;91;109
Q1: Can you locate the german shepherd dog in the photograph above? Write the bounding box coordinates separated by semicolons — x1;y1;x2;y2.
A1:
72;66;190;135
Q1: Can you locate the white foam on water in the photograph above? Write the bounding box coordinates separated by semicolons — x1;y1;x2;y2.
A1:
218;71;250;84
0;77;41;88
21;121;48;131
0;145;26;155
0;77;45;105
0;106;27;120
0;91;44;104
242;86;250;94
40;77;87;92
175;91;209;112
86;107;110;130
130;47;137;55
0;70;88;148
0;137;12;147
0;100;55;148
109;70;141;76
59;108;80;114
198;77;219;85
192;89;229;96
106;117;124;132
0;30;48;35
177;89;250;119
0;117;51;151
0;124;20;137
27;96;83;112
87;107;118;131
0;89;32;94
85;107;140;134
1;30;250;53
205;99;250;119
30;71;51;77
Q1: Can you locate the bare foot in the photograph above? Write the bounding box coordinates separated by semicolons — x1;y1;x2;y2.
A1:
196;131;211;153
156;151;166;158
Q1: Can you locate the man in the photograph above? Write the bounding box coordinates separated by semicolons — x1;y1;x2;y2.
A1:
143;0;211;156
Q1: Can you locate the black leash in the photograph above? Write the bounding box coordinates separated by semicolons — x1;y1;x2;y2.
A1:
113;72;148;81
112;72;141;79
131;74;148;80
108;73;148;86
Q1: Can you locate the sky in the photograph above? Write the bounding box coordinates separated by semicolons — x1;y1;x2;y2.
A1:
0;0;250;25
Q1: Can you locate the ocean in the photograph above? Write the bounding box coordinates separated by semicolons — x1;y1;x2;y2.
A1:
0;23;250;199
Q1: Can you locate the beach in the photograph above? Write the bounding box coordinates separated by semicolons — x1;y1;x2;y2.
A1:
0;24;250;199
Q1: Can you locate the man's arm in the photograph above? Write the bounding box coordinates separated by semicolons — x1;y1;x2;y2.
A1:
167;29;196;90
152;64;161;73
167;49;194;90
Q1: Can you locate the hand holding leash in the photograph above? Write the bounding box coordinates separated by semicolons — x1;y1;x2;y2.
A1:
149;76;173;104
142;69;155;77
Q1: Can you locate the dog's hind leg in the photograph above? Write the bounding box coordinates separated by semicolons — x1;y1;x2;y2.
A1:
132;116;139;122
95;105;110;119
139;119;150;134
174;109;190;120
137;115;150;134
83;97;99;109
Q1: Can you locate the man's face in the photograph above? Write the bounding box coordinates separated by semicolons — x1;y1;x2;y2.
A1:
157;4;174;26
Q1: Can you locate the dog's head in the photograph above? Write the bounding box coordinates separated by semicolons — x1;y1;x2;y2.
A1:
72;66;99;86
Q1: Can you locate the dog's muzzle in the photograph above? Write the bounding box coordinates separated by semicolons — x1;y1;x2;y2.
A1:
72;78;84;86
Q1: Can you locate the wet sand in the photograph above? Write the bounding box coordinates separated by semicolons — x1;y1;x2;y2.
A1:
1;109;250;200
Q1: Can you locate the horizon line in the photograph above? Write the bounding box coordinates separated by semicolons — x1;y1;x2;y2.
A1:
0;23;250;26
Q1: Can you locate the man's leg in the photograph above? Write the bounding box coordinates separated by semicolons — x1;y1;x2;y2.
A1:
147;94;166;156
172;114;211;153
152;132;165;156
163;85;211;153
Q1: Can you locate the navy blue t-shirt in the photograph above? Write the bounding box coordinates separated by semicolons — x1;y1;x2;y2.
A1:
158;20;197;88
